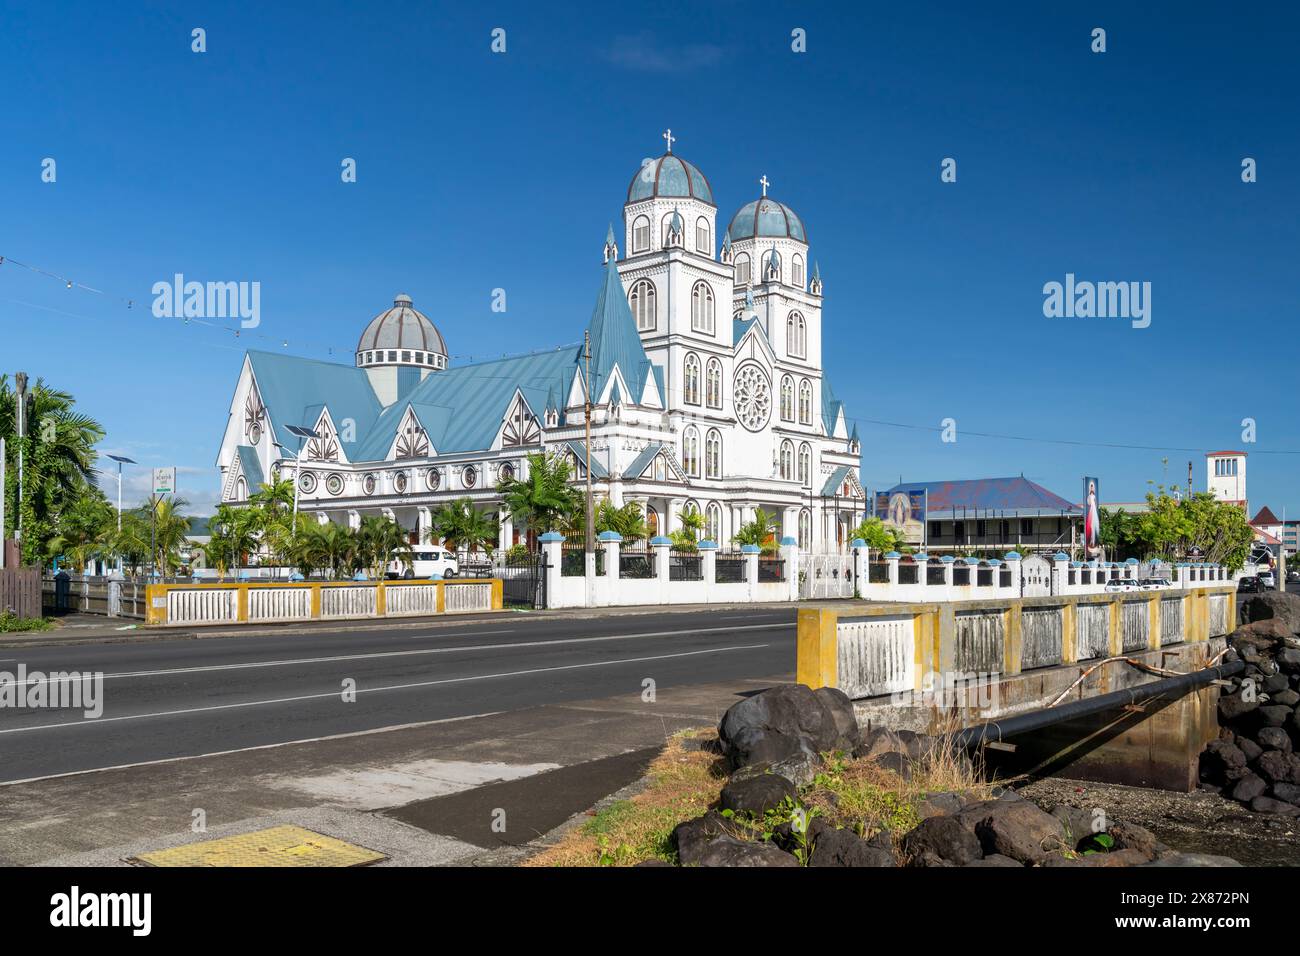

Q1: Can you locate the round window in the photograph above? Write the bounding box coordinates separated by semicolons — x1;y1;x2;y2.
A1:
298;471;317;494
394;471;409;494
733;363;772;432
462;465;477;488
426;468;440;491
362;473;377;495
499;463;514;483
326;473;345;496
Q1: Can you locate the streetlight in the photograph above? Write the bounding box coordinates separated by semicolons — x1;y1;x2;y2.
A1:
275;424;320;539
105;454;136;574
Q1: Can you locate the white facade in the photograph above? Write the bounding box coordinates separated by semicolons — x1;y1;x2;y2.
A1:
1205;450;1247;508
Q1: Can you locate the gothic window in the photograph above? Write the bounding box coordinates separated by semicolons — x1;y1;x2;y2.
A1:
396;417;430;458
780;375;794;421
683;353;702;405
236;476;247;499
682;426;701;477
798;443;811;485
787;312;807;359
632;215;650;253
705;358;723;408
706;501;722;542
630;279;656;332
793;254;805;288
244;393;264;445
734;253;750;287
502;401;541;446
691;282;715;334
798;378;813;425
705;429;722;479
695;217;710;255
780;439;794;480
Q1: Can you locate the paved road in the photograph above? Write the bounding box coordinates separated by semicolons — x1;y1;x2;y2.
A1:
0;608;796;782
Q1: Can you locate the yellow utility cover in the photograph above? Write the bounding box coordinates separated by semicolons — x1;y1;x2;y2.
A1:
132;825;386;867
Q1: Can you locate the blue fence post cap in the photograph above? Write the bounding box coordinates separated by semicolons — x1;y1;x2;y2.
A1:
780;536;797;546
697;539;718;550
963;557;979;565
598;530;622;542
538;532;564;543
914;553;929;562
1070;561;1083;568
650;535;673;546
740;544;761;554
1053;552;1070;561
884;551;901;559
1003;551;1021;561
940;555;955;563
850;538;867;548
1125;557;1139;564
987;559;1002;567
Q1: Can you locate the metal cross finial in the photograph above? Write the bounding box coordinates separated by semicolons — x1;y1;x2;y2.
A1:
760;175;769;197
663;129;675;153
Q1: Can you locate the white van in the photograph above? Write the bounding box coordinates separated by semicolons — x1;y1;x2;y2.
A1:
388;549;459;579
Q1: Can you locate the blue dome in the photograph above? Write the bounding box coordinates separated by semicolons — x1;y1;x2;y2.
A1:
627;154;714;205
728;198;807;242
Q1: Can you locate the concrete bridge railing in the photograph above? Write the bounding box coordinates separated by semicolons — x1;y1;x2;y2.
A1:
144;578;502;626
797;586;1236;701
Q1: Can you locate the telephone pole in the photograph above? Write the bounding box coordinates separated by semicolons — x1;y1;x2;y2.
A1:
583;331;594;559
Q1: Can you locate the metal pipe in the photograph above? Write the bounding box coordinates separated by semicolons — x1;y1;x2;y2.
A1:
951;660;1245;749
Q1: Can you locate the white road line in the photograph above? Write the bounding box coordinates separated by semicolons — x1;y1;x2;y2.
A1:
0;643;769;735
0;623;789;687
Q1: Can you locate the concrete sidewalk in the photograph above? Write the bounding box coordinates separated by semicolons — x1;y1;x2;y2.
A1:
5;600;820;649
0;673;782;866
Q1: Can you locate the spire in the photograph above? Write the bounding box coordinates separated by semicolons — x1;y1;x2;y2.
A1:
603;223;618;263
810;260;823;295
584;256;652;405
765;247;780;282
720;230;733;264
666;205;684;247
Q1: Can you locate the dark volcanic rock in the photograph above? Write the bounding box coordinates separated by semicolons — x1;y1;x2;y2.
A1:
1256;750;1300;786
966;853;1023;867
813;686;860;750
1271;782;1300;804
901;814;983;866
1249;796;1300;816
719;768;798;815
1230;773;1268;803
1236;735;1264;763
871;751;913;780
1259;705;1292;728
809;827;896;867
1218;692;1259;723
697;835;800;867
671;810;731;866
1201;738;1249;783
1240;592;1300;634
1050;805;1098;849
719;684;850;769
965;799;1064;863
1256;726;1293;753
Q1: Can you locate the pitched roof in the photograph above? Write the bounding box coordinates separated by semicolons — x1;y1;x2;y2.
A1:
821;464;855;497
246;350;383;452
565;440;609;478
1251;505;1281;526
884;476;1082;516
623;442;664;479
585;257;653;403
821;377;843;435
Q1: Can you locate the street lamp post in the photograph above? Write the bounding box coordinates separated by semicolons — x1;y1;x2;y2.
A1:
106;454;136;575
277;424;321;543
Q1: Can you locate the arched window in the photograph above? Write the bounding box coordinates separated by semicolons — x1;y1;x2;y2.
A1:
705;358;723;408
734;253;750;287
798;378;813;425
632;215;650;253
691;282;715;334
705;429;722;479
792;254;805;288
682;426;701;477
798;443;811;485
780;375;794;421
706;502;722;542
787;312;806;358
236;476;247;500
629;279;656;332
798;508;811;550
695;217;710;255
683;353;702;405
780;440;794;480
646;506;660;538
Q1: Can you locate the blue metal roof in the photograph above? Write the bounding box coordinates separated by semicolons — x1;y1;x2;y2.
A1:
235;444;264;490
727;198;806;242
883;477;1083;516
566;440;609;478
821;464;853;497
626;154;714;204
623;441;663;479
821;377;843;435
586;256;653;405
247;350;383;452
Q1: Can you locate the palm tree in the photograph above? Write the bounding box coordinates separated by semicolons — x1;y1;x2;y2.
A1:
358;515;413;579
670;504;705;553
432;498;498;562
733;508;779;554
596;500;648;543
497;452;581;538
203;504;262;580
149;495;194;575
290;521;363;579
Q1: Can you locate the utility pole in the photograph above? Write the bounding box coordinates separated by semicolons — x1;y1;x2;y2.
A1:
15;372;27;552
0;437;5;570
583;332;594;560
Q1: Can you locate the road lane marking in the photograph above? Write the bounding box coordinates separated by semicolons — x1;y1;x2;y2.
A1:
0;643;770;735
1;624;790;687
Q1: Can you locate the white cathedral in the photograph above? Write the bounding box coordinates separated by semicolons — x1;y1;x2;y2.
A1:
216;133;866;552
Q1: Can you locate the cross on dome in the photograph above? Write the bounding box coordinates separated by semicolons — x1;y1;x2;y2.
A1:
662;129;675;153
760;175;769;197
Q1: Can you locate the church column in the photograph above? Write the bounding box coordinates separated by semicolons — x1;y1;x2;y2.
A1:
498;511;512;551
417;507;431;545
667;497;684;534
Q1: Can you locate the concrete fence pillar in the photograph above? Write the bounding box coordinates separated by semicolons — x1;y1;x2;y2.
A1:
600;531;621;580
780;536;799;601
885;551;901;587
850;538;867;595
1052;551;1069;594
652;536;672;602
741;544;760;599
539;532;563;607
699;539;718;587
1004;552;1022;594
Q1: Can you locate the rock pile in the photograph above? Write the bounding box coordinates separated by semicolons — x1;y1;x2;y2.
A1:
664;682;1234;867
1199;592;1300;816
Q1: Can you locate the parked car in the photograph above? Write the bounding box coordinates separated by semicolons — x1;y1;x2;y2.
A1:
1104;579;1138;593
387;549;459;579
1238;575;1265;594
1138;578;1172;590
1258;570;1276;589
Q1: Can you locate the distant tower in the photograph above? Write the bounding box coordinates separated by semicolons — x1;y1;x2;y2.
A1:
1205;450;1247;510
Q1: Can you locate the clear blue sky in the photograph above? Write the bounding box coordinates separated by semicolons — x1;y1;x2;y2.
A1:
2;1;1297;516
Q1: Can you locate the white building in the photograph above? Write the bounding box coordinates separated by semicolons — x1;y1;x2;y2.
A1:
1206;450;1247;510
215;134;865;551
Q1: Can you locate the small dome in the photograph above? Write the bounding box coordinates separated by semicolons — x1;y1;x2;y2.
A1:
627;154;714;205
727;198;807;243
356;295;447;368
